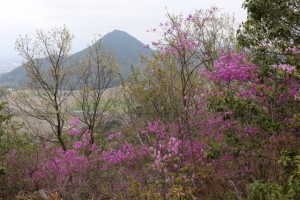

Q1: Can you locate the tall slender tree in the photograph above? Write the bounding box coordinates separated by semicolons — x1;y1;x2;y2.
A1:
72;37;119;145
10;26;75;150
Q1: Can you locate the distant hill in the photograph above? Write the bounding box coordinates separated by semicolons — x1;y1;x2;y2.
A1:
0;30;154;87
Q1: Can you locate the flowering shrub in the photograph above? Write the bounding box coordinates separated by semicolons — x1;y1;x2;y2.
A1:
200;53;258;83
1;118;154;199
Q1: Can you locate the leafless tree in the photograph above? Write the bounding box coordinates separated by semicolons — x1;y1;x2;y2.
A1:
9;26;75;150
72;37;119;145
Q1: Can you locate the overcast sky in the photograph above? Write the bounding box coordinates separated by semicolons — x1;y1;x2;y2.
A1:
0;0;247;62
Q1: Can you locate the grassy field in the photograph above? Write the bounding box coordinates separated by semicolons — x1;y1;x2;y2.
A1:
68;99;127;113
3;87;126;134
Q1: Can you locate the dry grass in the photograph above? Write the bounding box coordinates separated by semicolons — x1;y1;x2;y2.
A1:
3;87;124;138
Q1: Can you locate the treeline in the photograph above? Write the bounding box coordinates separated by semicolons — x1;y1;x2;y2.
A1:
1;0;300;199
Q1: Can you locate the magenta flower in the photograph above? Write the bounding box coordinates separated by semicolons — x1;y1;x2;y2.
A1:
272;64;295;74
73;141;83;149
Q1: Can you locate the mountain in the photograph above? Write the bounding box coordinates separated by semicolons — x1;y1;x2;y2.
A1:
0;30;154;87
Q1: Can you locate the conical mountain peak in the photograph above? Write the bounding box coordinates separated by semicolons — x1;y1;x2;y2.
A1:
0;30;155;87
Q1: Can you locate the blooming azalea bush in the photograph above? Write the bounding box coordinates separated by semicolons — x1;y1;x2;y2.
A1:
123;7;300;199
199;52;300;198
128;51;300;198
1;116;152;199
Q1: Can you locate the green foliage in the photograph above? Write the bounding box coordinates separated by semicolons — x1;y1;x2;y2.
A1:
248;150;300;200
0;166;5;176
0;101;34;155
238;0;300;68
0;102;11;136
249;181;286;200
0;101;12;156
125;56;184;124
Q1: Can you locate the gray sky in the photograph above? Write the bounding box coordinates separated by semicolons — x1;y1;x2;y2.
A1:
0;0;247;62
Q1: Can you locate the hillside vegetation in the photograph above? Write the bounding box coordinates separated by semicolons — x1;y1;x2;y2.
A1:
1;1;300;199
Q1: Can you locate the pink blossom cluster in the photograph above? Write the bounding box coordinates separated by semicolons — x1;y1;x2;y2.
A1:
68;117;82;135
200;53;258;82
107;132;122;140
148;7;220;59
101;142;148;168
285;46;297;53
272;64;296;74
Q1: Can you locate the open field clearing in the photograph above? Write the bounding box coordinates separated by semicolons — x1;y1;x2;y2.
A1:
2;87;125;136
